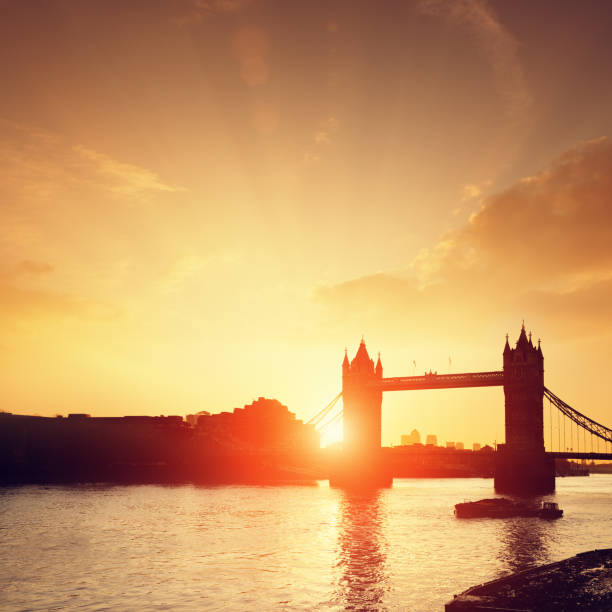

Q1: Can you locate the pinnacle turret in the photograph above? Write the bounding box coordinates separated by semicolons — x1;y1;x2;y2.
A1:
375;352;383;377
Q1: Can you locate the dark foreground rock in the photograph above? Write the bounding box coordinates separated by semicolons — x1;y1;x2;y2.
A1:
445;549;612;611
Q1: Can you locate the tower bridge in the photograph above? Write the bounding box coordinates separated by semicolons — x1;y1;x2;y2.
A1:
314;325;612;492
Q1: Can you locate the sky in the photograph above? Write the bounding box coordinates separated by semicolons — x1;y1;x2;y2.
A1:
2;0;612;447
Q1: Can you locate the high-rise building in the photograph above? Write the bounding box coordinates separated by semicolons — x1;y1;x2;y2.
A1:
401;429;421;445
425;434;438;446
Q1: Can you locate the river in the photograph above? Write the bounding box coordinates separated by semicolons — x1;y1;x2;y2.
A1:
1;475;610;610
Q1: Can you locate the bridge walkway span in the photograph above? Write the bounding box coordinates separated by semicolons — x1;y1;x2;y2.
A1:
547;452;612;461
377;370;504;391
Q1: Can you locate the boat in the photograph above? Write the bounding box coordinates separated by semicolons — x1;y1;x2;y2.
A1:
454;497;563;519
538;501;563;519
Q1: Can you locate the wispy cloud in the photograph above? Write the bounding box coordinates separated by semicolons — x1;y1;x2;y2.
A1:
0;120;184;203
314;116;339;146
73;146;184;196
0;259;120;322
418;0;532;125
303;116;340;166
174;0;253;25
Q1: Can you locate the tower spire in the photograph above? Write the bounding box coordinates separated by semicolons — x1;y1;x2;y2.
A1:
504;333;511;354
517;322;529;349
342;347;350;372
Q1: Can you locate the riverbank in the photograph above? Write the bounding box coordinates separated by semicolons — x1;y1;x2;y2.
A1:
445;548;612;611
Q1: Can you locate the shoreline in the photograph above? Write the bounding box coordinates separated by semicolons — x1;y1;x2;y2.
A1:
445;549;612;611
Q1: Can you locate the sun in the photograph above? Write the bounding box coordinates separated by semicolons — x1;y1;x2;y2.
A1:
319;412;343;447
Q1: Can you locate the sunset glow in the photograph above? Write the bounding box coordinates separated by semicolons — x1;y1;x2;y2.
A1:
2;1;612;449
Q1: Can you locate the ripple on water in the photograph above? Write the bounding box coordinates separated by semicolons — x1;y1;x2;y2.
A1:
0;476;610;611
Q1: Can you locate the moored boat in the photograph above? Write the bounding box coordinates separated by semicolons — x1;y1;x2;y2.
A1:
455;497;563;519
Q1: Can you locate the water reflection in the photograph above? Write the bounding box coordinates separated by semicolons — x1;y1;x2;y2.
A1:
333;489;389;609
498;504;555;574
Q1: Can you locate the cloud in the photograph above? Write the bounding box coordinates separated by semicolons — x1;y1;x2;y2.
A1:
0;283;121;322
174;0;253;25
314;116;339;145
314;130;332;145
0;121;181;326
461;184;482;201
0;260;120;322
73;145;184;196
192;0;251;13
315;138;612;339
15;260;54;276
425;137;612;290
303;116;340;166
418;0;532;125
0;120;183;203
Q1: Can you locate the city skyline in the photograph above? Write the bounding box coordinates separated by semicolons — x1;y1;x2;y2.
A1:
2;1;612;446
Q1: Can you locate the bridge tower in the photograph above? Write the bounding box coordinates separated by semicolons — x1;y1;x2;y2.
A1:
342;339;383;452
495;324;555;494
331;340;391;487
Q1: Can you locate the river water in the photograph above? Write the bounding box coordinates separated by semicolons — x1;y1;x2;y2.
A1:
1;475;611;611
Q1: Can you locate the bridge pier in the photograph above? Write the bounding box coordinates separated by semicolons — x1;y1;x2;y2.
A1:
329;450;393;488
494;446;555;495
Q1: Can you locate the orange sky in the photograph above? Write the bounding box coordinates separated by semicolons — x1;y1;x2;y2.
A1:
2;0;612;447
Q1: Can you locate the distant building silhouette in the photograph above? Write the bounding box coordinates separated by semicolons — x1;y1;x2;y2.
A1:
455;442;464;450
446;441;455;449
195;397;318;452
473;443;481;451
0;399;320;485
401;429;421;446
186;410;210;427
425;434;438;446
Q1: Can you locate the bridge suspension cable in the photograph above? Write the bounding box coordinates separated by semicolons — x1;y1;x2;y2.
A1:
317;407;343;433
306;392;342;427
544;387;612;445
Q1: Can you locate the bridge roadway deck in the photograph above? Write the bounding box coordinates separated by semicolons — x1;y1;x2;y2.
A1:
547;451;612;460
377;370;504;391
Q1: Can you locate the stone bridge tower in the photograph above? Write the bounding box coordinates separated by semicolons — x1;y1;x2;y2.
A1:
341;339;383;454
503;324;545;453
495;324;555;493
